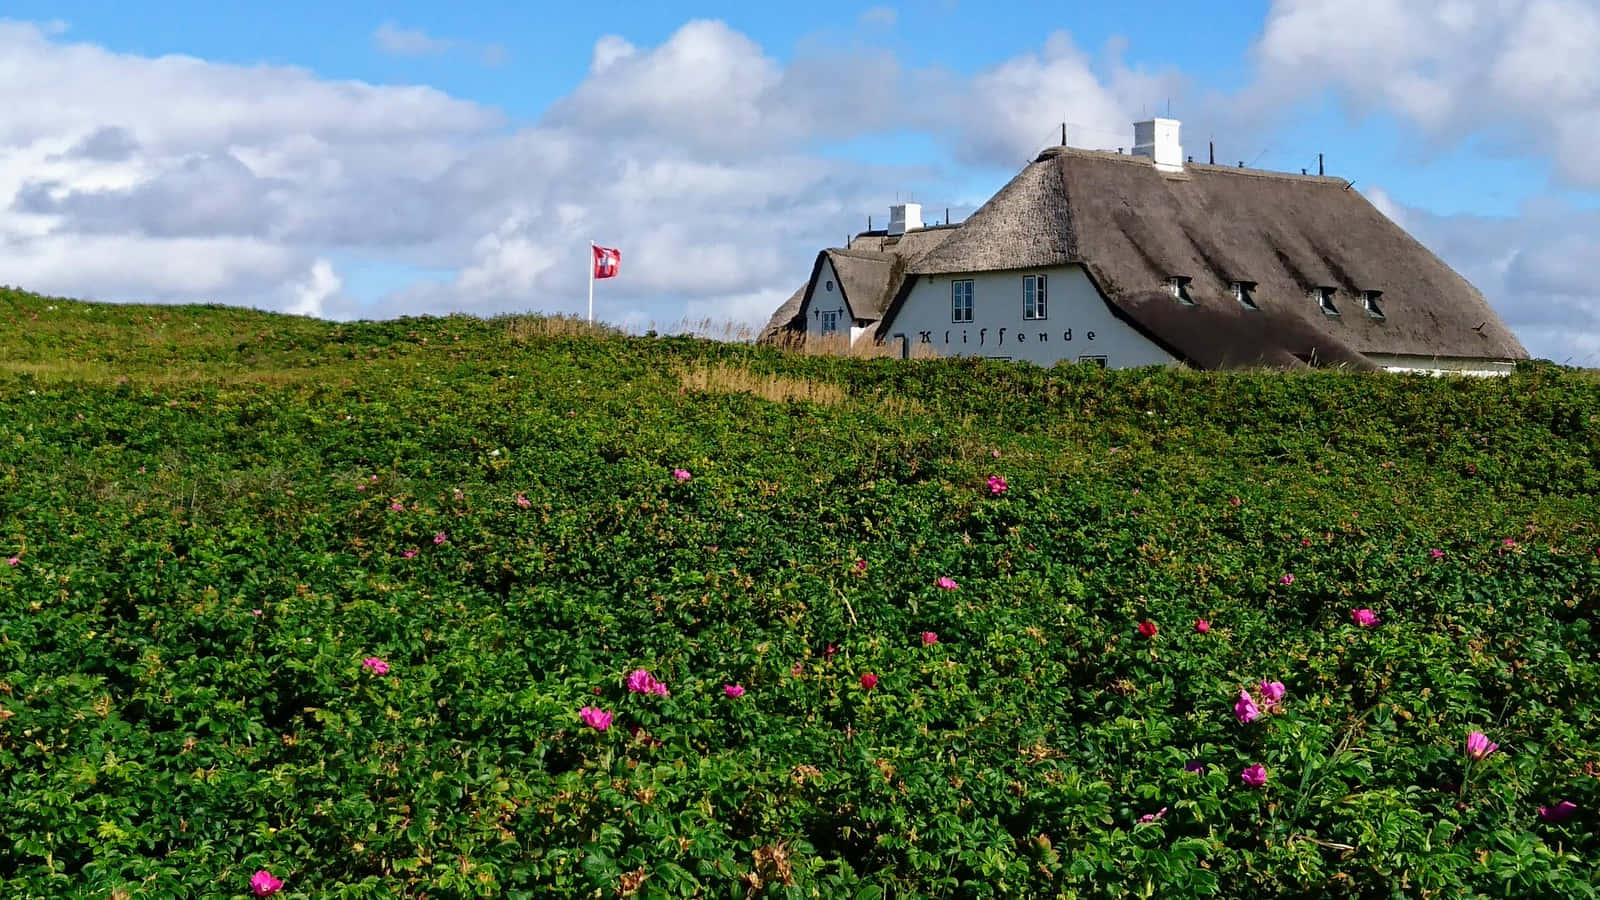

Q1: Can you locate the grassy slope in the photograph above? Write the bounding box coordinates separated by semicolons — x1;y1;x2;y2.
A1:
1;286;1598;897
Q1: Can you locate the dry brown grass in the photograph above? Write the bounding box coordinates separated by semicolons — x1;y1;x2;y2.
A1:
678;364;848;406
501;314;621;344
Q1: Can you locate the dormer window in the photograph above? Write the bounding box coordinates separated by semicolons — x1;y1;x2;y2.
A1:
1168;276;1195;306
1233;281;1259;310
1363;290;1385;320
1314;286;1339;317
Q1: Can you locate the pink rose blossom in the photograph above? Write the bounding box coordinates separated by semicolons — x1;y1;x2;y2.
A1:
1301;537;1312;547
579;706;613;731
1235;690;1260;725
389;502;404;512
251;609;263;617
1539;800;1577;823
250;869;284;897
1240;764;1268;787
6;557;18;566
516;493;531;508
1259;680;1286;710
1503;537;1517;548
1351;608;1379;627
672;468;692;482
1279;573;1295;585
1229;496;1242;506
723;684;745;698
401;548;418;559
936;576;958;591
791;661;804;677
1137;621;1158;639
433;532;447;545
1138;807;1168;824
356;484;367;491
1467;730;1499;760
991;449;1001;458
987;475;1008;495
854;558;868;573
370;475;379;482
1194;618;1210;634
626;669;670;697
859;672;879;690
362;656;390;675
1429;548;1444;559
921;631;939;646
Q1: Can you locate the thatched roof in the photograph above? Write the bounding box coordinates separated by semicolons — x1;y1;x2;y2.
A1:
882;147;1526;366
757;225;956;345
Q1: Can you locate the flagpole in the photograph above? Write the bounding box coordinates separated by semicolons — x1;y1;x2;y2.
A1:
588;241;594;323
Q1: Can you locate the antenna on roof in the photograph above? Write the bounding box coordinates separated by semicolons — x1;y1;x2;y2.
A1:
1061;122;1067;145
1209;141;1215;165
1318;153;1324;176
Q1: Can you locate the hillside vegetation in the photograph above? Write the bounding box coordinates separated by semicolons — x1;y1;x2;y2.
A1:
1;285;1598;897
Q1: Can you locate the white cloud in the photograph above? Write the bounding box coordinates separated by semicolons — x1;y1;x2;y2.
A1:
1251;0;1600;188
374;22;456;57
860;6;899;27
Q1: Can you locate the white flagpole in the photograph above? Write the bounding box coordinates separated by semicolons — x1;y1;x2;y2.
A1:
588;241;595;323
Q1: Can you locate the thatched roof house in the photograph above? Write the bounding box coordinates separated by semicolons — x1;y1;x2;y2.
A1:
762;119;1527;374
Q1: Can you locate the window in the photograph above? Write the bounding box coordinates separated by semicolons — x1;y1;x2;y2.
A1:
1233;281;1259;310
1315;286;1339;316
1363;290;1385;320
1023;274;1048;320
951;279;974;323
824;279;834;292
1078;355;1108;368
820;311;839;333
1168;276;1195;306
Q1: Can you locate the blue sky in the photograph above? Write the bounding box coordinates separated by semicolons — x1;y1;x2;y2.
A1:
1;1;1598;362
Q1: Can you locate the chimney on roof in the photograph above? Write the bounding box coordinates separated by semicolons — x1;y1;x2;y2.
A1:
1132;118;1183;174
888;203;922;236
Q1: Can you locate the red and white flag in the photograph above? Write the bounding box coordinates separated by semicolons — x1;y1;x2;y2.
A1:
592;245;621;279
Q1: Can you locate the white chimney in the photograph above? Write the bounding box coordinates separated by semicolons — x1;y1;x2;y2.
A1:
887;203;923;236
1132;118;1184;173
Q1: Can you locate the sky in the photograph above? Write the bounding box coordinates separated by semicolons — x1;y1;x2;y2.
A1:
2;1;1599;363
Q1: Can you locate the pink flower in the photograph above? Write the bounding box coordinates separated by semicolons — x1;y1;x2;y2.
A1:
991;449;1001;458
854;557;868;573
1137;807;1168;824
859;672;879;690
516;493;531;508
389;502;404;512
401;548;418;559
1183;760;1207;775
579;706;613;731
1229;496;1242;507
1279;573;1295;585
6;557;18;566
1137;621;1158;638
672;468;692;482
1300;537;1312;547
453;489;465;501
1240;764;1268;787
1467;730;1499;760
987;475;1008;495
626;669;670;697
791;661;804;677
1503;537;1517;548
921;631;939;646
356;484;367;491
1194;618;1210;634
1539;800;1577;823
251;609;263;617
1259;680;1286;710
1235;690;1260;725
1351;608;1379;627
937;576;958;591
362;656;390;675
370;475;379;482
1429;548;1444;559
723;684;745;698
433;532;447;545
250;869;284;897
825;642;839;660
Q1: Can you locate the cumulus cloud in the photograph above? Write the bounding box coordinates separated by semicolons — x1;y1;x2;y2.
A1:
1250;0;1600;189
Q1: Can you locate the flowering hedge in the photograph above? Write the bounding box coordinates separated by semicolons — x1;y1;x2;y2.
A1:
1;289;1598;896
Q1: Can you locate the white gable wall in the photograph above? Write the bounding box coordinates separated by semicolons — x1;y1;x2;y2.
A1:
882;264;1176;367
803;259;851;342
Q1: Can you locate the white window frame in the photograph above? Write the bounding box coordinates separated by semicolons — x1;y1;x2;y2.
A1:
1233;281;1259;310
951;279;974;323
1316;286;1339;317
1023;274;1048;320
1363;290;1385;320
820;310;839;333
1168;276;1195;306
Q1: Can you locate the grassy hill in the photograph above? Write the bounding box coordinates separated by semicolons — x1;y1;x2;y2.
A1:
2;285;1597;897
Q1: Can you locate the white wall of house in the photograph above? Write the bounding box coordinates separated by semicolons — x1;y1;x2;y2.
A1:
882;264;1176;368
1365;354;1516;377
804;259;854;343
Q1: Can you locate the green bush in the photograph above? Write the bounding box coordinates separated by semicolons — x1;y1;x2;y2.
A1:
1;287;1597;897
